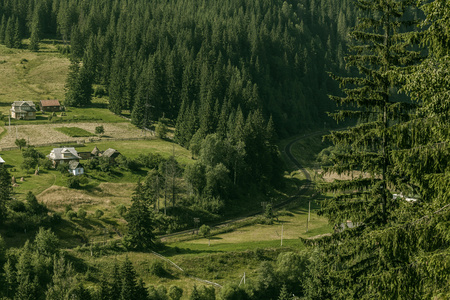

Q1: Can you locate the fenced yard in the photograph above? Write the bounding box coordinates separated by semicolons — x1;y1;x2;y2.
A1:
0;122;155;150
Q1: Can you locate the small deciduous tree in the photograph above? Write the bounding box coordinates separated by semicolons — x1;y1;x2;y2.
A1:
95;125;105;135
199;224;211;246
15;138;27;150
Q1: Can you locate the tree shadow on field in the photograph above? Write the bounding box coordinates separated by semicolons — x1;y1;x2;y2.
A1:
161;246;223;257
87;102;108;109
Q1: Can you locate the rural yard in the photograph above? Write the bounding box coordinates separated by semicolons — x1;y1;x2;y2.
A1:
0;122;151;149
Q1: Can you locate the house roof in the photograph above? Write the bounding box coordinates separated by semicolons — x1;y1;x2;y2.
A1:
0;156;5;164
11;101;37;112
40;99;61;107
68;160;83;170
102;148;120;158
47;147;81;160
91;146;100;156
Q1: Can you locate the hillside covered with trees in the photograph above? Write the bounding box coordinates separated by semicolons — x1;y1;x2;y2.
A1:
0;0;355;135
0;0;449;299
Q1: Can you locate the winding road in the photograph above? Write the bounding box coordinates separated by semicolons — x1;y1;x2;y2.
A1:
160;130;326;239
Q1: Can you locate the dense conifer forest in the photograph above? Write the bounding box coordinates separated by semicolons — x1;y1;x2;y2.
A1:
0;0;449;299
0;0;355;134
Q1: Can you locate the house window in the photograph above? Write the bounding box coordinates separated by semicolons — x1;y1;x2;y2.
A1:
28;112;33;116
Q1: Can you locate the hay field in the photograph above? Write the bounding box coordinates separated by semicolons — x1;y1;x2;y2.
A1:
0;42;69;114
0;122;146;148
37;182;134;212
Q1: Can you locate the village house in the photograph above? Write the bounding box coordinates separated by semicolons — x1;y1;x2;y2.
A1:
68;161;84;176
40;99;62;112
47;147;81;167
10;101;37;120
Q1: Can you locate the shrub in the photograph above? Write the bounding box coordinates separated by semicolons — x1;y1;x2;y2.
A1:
9;200;26;212
95;125;105;135
155;121;168;139
116;204;127;216
168;285;183;300
67;175;88;189
77;209;87;219
66;210;77;220
94;209;104;218
149;261;167;277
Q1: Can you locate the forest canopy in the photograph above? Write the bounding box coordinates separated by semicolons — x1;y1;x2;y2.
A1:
0;0;355;136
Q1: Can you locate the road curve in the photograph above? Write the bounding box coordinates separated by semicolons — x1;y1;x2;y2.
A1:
159;131;325;239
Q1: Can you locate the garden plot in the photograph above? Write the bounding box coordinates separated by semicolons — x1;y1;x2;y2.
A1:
0;122;147;148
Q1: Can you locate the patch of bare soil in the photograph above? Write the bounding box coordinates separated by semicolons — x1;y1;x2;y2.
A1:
319;170;372;182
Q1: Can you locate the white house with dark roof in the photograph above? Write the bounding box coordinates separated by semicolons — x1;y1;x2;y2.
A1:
47;147;81;167
68;161;84;176
10;101;37;120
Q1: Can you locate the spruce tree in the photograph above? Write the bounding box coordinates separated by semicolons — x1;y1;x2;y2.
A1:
0;16;6;44
29;10;40;51
120;257;138;300
323;0;421;227
4;17;14;48
310;0;424;298
64;60;93;107
0;165;12;224
125;181;155;250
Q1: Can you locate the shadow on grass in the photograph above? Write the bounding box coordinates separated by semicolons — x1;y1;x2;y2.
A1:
161;246;224;257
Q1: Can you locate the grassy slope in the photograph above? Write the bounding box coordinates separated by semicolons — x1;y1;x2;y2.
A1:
0;41;68;112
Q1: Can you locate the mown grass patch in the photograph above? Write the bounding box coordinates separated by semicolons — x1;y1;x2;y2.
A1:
54;126;94;137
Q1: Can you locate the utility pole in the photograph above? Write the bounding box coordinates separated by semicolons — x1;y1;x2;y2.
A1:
281;224;283;246
308;200;311;222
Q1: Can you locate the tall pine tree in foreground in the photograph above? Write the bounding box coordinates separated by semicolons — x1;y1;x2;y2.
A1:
307;0;425;298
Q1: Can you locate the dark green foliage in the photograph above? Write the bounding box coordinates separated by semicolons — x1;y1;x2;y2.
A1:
0;165;12;224
66;175;87;189
15;138;27;150
65;60;93;107
168;285;183;300
25;191;47;215
304;0;450;299
125;181;156;250
77;208;87;219
95;125;104;135
34;227;59;256
21;147;44;170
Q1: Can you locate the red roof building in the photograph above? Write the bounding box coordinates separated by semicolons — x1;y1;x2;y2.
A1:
40;100;62;112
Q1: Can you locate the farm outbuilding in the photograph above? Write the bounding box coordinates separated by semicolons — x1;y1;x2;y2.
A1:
10;101;37;120
40;99;62;112
68;161;84;176
100;148;121;163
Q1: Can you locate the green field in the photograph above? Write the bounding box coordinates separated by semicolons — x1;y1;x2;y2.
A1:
54;126;94;137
